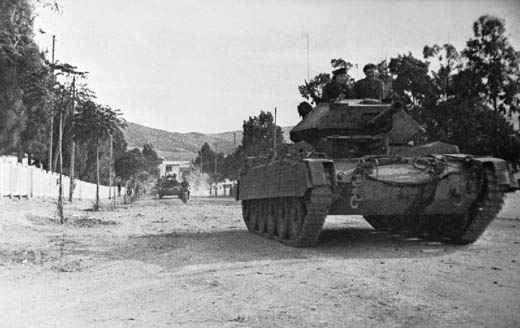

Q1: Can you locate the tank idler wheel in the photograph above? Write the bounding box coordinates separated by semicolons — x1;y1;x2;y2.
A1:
266;199;277;236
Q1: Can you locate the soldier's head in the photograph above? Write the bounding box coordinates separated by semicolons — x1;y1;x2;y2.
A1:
363;63;378;80
332;67;347;84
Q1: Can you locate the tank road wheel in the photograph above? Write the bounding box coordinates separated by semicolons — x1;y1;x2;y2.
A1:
276;199;289;240
288;197;305;241
266;199;277;236
444;168;506;245
257;199;267;233
242;200;256;232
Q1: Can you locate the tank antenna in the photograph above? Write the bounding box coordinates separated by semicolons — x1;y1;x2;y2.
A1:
273;107;277;158
306;32;310;80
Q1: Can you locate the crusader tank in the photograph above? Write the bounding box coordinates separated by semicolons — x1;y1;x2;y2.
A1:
237;99;519;247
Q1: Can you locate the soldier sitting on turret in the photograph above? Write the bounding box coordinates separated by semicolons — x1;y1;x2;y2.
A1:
322;67;355;103
354;63;384;101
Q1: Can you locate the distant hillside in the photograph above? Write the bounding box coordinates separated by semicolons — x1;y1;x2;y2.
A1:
208;127;293;145
123;122;294;161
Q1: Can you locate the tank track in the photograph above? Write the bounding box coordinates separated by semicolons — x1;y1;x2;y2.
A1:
447;168;506;244
242;186;332;247
364;168;506;244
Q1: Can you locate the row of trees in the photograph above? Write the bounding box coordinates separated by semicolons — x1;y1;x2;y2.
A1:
299;15;520;166
0;0;162;211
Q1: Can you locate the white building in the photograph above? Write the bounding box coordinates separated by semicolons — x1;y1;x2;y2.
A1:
159;160;192;178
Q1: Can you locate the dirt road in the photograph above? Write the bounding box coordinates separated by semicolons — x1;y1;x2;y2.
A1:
0;197;519;327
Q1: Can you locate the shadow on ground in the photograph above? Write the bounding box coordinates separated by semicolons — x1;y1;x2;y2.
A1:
110;226;464;270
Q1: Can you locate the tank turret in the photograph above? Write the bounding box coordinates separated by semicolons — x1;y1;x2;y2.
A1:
290;99;459;158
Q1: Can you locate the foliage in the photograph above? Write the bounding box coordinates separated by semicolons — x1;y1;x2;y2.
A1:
0;0;52;159
193;142;225;180
295;15;520;166
463;15;520;115
141;143;162;178
214;110;286;181
240;111;285;156
115;148;145;181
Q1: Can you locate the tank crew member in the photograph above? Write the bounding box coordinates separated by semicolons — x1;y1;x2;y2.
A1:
297;101;313;118
321;67;354;103
354;63;384;100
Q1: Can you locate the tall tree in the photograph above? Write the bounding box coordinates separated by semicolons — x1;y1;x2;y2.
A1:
241;111;285;157
0;0;53;160
463;15;520;116
387;53;437;108
141;143;162;178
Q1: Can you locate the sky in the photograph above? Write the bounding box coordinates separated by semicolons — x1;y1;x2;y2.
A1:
34;0;520;134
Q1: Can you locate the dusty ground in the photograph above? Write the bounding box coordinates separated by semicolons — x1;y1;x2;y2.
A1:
0;194;519;328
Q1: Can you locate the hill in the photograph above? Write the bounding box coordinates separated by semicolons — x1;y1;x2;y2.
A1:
123;122;293;161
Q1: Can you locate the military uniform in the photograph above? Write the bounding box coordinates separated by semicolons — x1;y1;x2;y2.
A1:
322;82;354;103
354;78;384;100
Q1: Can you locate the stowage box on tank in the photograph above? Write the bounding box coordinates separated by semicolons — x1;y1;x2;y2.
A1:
237;99;519;247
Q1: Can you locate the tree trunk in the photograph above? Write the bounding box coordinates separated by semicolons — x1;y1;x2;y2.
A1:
57;110;64;224
53;140;59;174
49;118;53;171
69;141;75;202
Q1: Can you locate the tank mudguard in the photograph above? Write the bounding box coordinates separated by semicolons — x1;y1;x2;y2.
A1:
304;158;335;188
471;156;519;190
237;158;334;200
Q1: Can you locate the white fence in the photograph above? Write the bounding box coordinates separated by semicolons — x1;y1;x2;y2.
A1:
0;159;123;200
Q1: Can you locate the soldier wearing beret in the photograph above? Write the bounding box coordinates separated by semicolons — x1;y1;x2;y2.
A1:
354;63;384;100
321;67;354;103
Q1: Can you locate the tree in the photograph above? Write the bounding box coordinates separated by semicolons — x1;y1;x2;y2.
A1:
241;111;285;156
115;148;145;181
463;15;520;116
141;143;162;178
387;53;437;108
216;110;286;180
193;142;224;179
74;101;125;210
0;0;53;160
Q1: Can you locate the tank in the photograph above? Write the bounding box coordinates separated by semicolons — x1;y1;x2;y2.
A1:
237;99;519;247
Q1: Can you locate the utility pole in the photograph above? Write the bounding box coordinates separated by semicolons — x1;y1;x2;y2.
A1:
69;77;76;202
48;35;56;172
200;150;203;174
214;143;217;174
109;134;113;204
57;86;64;223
